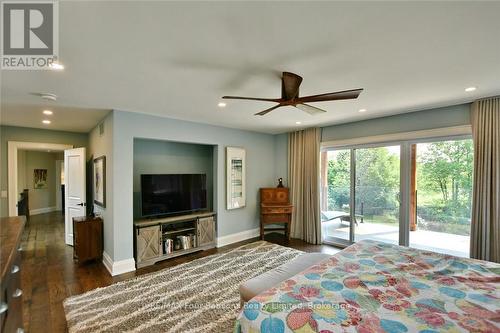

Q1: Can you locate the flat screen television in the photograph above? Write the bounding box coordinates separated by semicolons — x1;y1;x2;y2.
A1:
141;174;207;217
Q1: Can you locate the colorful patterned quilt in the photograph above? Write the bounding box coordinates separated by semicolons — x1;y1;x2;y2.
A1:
235;239;500;333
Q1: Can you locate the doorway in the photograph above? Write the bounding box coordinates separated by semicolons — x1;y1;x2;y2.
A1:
16;149;65;217
7;141;73;216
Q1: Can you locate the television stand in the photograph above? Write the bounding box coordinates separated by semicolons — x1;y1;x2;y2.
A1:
134;211;216;268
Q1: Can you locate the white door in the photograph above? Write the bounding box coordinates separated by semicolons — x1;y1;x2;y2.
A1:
64;148;86;245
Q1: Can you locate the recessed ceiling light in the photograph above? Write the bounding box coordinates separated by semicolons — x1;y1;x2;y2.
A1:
43;110;53;115
359;108;367;113
218;102;227;108
49;62;64;70
465;86;477;92
295;121;302;125
42;120;51;124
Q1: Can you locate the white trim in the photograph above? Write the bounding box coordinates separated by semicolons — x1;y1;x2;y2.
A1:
8;141;73;216
102;251;136;276
216;227;260;248
321;125;472;149
30;206;57;215
102;251;113;275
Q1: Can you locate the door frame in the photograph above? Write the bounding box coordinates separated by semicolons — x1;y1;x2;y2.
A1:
7;141;73;216
55;159;64;211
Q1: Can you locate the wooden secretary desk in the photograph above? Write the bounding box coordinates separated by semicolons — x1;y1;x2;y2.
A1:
260;188;293;240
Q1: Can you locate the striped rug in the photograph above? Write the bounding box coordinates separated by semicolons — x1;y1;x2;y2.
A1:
63;241;303;332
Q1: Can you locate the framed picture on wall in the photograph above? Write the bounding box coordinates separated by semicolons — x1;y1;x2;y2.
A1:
93;156;106;207
226;147;246;210
33;169;48;189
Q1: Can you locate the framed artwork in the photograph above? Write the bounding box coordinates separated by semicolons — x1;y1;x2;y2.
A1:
93;156;106;207
33;169;48;189
226;147;246;210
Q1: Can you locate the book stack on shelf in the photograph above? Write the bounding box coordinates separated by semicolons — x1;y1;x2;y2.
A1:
162;234;197;254
178;234;196;249
163;238;174;254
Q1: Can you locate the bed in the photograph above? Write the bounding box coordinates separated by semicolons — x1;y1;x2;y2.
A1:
234;239;500;332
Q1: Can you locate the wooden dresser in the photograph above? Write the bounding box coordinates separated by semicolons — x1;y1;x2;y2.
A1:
260;188;293;240
0;216;25;333
73;216;103;263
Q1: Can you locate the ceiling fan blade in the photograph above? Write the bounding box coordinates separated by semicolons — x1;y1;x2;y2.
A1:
282;72;303;100
222;96;282;102
255;104;282;116
295;103;328;115
297;88;363;103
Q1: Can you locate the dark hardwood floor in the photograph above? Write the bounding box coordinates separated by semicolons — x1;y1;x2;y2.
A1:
20;211;340;332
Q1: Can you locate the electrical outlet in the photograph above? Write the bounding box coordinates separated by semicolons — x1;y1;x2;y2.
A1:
1;190;7;198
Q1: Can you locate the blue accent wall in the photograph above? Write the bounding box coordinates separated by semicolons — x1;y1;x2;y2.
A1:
321;104;471;142
133;139;215;219
110;110;280;261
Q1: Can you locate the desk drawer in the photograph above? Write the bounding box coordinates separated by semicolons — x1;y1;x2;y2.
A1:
261;207;293;214
262;214;290;223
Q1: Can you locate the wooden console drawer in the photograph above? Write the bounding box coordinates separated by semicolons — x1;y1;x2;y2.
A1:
262;214;290;223
261;206;293;214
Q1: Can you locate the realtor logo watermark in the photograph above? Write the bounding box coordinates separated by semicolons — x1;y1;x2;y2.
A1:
1;1;59;70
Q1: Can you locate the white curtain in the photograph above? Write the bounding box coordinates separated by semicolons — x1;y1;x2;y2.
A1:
470;97;500;262
288;127;322;244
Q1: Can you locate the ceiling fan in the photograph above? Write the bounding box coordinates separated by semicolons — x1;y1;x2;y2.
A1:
222;72;363;116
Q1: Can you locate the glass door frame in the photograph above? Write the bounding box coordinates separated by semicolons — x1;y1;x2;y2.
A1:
321;134;472;249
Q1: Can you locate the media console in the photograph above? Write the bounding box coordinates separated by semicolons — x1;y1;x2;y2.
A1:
134;211;216;268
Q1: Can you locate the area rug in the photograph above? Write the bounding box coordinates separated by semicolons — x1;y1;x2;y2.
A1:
63;241;303;333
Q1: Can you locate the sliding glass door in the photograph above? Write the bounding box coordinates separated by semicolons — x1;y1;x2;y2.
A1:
409;139;472;257
320;137;472;257
320;145;400;247
354;145;400;245
320;149;352;245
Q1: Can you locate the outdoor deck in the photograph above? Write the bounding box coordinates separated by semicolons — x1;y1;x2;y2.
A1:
322;219;469;258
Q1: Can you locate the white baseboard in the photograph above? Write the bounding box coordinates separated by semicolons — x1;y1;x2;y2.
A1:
102;251;136;276
217;227;260;248
30;206;57;215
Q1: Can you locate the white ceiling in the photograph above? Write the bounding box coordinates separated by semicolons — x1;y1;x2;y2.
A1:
1;1;500;134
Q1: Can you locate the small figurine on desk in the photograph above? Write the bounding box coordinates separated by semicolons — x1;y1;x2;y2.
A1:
277;178;284;188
